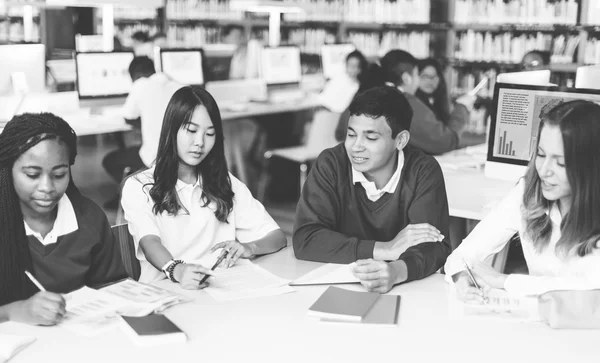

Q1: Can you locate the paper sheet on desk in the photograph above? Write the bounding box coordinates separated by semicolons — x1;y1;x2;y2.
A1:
448;286;540;322
190;257;294;302
291;263;360;286
0;335;36;363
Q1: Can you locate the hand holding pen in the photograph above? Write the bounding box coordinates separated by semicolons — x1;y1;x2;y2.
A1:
453;259;488;304
8;270;67;326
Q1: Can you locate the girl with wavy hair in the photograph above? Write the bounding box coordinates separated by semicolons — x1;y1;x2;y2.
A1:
444;100;600;300
0;113;126;325
121;86;286;286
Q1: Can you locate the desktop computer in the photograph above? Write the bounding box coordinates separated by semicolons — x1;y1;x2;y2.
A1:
259;46;304;103
485;83;600;182
157;48;205;86
0;44;46;95
575;65;600;89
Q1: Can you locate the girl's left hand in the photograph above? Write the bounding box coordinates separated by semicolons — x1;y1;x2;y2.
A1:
210;240;254;268
471;262;508;289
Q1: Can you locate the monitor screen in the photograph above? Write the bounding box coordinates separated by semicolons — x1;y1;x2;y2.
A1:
260;46;302;85
495;70;551;86
575;65;600;89
321;44;356;80
75;51;134;99
0;44;46;95
159;48;205;86
489;83;600;166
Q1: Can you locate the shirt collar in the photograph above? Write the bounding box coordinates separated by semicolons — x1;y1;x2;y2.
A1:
24;194;78;245
351;150;404;194
175;174;202;192
545;202;563;226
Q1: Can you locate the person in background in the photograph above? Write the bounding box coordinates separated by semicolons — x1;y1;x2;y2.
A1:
318;50;368;113
102;56;182;208
121;87;286;285
223;25;260;80
131;31;153;58
294;86;451;293
380;50;476;155
445;100;600;300
0;113;127;325
416;58;452;125
520;50;551;71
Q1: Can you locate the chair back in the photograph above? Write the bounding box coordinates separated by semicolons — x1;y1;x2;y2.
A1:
305;109;341;155
111;223;141;281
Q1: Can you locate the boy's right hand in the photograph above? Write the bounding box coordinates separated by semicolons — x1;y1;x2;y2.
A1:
10;291;66;326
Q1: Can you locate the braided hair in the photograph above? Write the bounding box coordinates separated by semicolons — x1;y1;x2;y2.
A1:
0;113;79;305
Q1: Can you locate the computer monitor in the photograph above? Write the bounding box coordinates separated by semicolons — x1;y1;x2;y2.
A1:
321;44;356;80
485;83;600;181
575;65;600;89
0;44;46;95
158;48;205;86
495;70;552;86
75;51;134;100
260;46;302;85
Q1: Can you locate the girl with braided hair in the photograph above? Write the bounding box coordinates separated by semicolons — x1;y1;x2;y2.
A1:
0;113;126;325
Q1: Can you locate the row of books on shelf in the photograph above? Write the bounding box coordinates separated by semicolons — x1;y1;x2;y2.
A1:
113;6;157;21
348;31;429;58
453;0;579;25
288;28;337;54
285;0;430;24
115;24;159;48
0;5;40;17
167;0;243;21
454;30;578;64
583;37;600;65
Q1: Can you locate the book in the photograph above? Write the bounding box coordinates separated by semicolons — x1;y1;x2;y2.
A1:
320;294;402;326
291;263;360;286
308;286;380;322
120;314;187;346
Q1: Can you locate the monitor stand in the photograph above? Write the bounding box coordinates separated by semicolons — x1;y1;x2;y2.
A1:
484;161;527;182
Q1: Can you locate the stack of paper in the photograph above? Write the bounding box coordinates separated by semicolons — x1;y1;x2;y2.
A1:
0;335;36;363
291;263;360;286
448;286;540;322
308;286;401;326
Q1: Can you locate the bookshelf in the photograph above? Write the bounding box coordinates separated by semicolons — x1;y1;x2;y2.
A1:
0;1;41;43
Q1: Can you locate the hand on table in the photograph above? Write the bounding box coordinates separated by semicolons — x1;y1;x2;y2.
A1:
210;240;254;268
352;259;404;293
173;263;213;290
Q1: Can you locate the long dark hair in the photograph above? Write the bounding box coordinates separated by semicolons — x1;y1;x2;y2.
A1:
415;58;451;124
346;50;368;86
0;113;79;305
522;100;600;256
148;86;234;223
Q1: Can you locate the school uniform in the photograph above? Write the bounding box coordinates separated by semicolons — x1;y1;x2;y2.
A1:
121;167;280;283
25;193;127;293
293;143;451;283
444;180;600;296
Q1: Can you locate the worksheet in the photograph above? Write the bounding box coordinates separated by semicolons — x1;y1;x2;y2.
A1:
290;263;360;286
448;287;540;322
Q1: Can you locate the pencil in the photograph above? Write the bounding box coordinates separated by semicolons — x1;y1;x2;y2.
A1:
461;258;482;291
199;250;229;285
24;270;46;292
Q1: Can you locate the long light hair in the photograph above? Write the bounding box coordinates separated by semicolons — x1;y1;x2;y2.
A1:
522;100;600;256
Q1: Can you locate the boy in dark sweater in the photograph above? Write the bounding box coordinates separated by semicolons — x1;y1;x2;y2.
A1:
293;86;451;293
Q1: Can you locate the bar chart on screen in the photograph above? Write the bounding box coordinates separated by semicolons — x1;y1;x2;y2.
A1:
497;129;517;157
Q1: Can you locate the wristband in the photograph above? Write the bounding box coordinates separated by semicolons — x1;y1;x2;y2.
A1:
163;259;184;282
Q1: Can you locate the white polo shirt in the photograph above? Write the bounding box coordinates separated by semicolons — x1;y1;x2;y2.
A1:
121;73;182;166
121;167;280;282
24;195;78;245
351;150;405;202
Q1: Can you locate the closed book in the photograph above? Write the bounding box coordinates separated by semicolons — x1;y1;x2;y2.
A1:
308;286;380;322
120;314;187;346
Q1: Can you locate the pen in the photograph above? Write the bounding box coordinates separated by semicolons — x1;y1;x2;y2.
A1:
199;250;229;285
461;258;481;291
25;270;46;292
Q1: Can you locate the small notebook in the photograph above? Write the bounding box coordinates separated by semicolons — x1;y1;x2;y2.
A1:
308;286;380;322
120;314;187;346
322;294;401;326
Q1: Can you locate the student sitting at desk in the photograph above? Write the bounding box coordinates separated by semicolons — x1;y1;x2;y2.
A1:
381;50;474;155
102;56;182;208
0;113;127;326
318;50;368;113
293;87;451;293
121;86;287;285
445;100;600;300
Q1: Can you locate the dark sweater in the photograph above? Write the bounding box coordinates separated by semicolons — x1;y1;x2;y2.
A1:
28;194;127;293
293;143;451;283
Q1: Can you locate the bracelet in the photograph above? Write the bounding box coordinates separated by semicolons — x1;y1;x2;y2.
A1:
165;259;184;283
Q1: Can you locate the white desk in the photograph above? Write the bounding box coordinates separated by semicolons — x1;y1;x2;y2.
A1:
436;146;515;220
1;248;595;363
220;95;319;121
